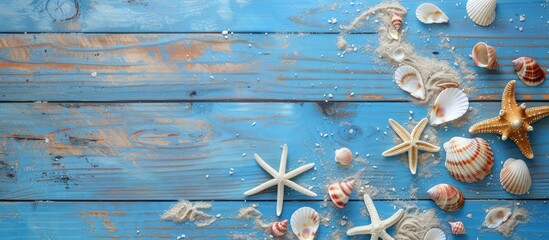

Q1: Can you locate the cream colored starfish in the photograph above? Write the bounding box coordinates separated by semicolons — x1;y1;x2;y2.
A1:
347;194;404;240
244;144;317;216
469;80;549;159
382;118;440;174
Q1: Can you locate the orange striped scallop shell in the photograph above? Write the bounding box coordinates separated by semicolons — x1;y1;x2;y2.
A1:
444;137;494;183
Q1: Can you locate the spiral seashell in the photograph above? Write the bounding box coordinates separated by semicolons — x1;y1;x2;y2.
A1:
391;12;403;30
472;42;501;70
334;148;353;166
500;158;531;195
444;137;494;183
328;180;354;208
416;3;449;24
512;57;546;86
449;221;466;234
484;207;512;228
423;228;446;240
430;88;469;125
270;220;288;238
290;207;320;240
427;184;465;212
393;65;426;100
466;0;497;26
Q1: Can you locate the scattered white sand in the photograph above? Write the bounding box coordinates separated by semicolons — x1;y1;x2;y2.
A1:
394;208;441;240
161;200;217;227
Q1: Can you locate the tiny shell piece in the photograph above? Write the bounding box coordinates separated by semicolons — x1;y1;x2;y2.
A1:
290;207;320;240
436;82;459;89
391;12;403;30
328;180;354;208
416;3;449;24
423;228;446;240
430;88;469;125
449;221;466;234
512;57;546;86
427;184;465;212
484;207;512;228
335;148;353;166
444;137;494;183
466;0;497;26
270;220;288;238
472;42;501;70
500;158;531;195
391;47;407;62
393;65;426;100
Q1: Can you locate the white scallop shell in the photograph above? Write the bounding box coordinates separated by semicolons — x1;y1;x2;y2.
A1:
391;47;407;62
393;65;426;100
444;137;494;183
416;3;449;24
500;158;531;195
466;0;497;26
334;148;353;166
484;207;512;228
423;228;446;240
429;88;469;125
290;207;320;240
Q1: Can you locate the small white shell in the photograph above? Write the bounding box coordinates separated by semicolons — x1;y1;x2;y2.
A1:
416;3;449;24
466;0;497;26
423;228;446;240
393;65;426;100
430;88;469;125
391;47;407;62
484;207;512;228
334;148;353;166
290;207;320;240
500;158;531;195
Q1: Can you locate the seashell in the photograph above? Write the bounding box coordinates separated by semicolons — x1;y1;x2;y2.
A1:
484;207;512;228
334;148;353;166
270;220;288;238
416;3;449;24
388;27;399;40
290;207;320;240
391;47;407;62
466;0;497;26
437;82;459;89
429;88;469;125
427;184;465;212
423;228;446;240
328;180;354;208
444;137;494;183
512;57;546;86
449;221;466;234
472;42;501;70
500;158;531;195
393;65;426;100
391;13;403;30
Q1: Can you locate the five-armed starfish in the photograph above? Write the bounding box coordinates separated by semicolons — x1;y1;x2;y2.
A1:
382;118;440;174
469;80;549;159
347;194;404;240
244;144;317;216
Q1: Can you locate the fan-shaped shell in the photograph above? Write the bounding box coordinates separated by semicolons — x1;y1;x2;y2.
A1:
429;88;469;125
427;184;464;212
391;13;403;30
416;3;449;24
484;207;512;228
290;207;320;240
393;65;426;100
512;57;546;86
270;220;288;238
334;148;353;166
423;228;446;240
466;0;497;26
444;137;494;183
500;158;531;195
328;180;354;208
472;42;501;70
391;47;407;62
449;221;466;234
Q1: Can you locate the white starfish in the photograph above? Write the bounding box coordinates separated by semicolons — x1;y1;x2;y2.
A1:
347;194;404;240
244;144;317;216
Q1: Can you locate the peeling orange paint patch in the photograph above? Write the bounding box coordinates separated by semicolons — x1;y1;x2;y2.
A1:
87;211;110;218
102;220;118;232
184;62;254;73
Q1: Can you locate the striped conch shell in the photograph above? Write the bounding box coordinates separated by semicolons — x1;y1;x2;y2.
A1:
270;220;288;238
328;180;354;208
500;158;531;195
449;221;466;234
391;12;403;30
427;184;465;212
472;42;501;70
444;137;494;183
512;57;546;86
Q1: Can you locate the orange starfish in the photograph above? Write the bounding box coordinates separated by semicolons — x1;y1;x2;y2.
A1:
469;80;549;159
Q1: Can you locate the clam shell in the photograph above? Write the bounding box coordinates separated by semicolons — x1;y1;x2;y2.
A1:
391;47;407;62
427;184;465;212
290;207;320;240
472;42;501;70
500;158;531;195
437;82;459;89
393;65;426;100
270;220;288;238
512;57;546;86
328;180;354;208
429;88;469;125
416;3;449;24
449;221;466;234
466;0;497;26
444;137;494;183
334;148;353;166
484;207;512;228
423;228;446;240
391;13;403;30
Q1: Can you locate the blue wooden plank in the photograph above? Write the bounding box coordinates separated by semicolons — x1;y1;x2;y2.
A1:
0;102;548;200
0;200;546;239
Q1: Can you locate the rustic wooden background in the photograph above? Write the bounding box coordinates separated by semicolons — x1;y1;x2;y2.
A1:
0;0;547;239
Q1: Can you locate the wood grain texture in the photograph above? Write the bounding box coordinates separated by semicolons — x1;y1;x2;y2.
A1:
0;200;546;239
0;102;547;200
0;33;547;101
